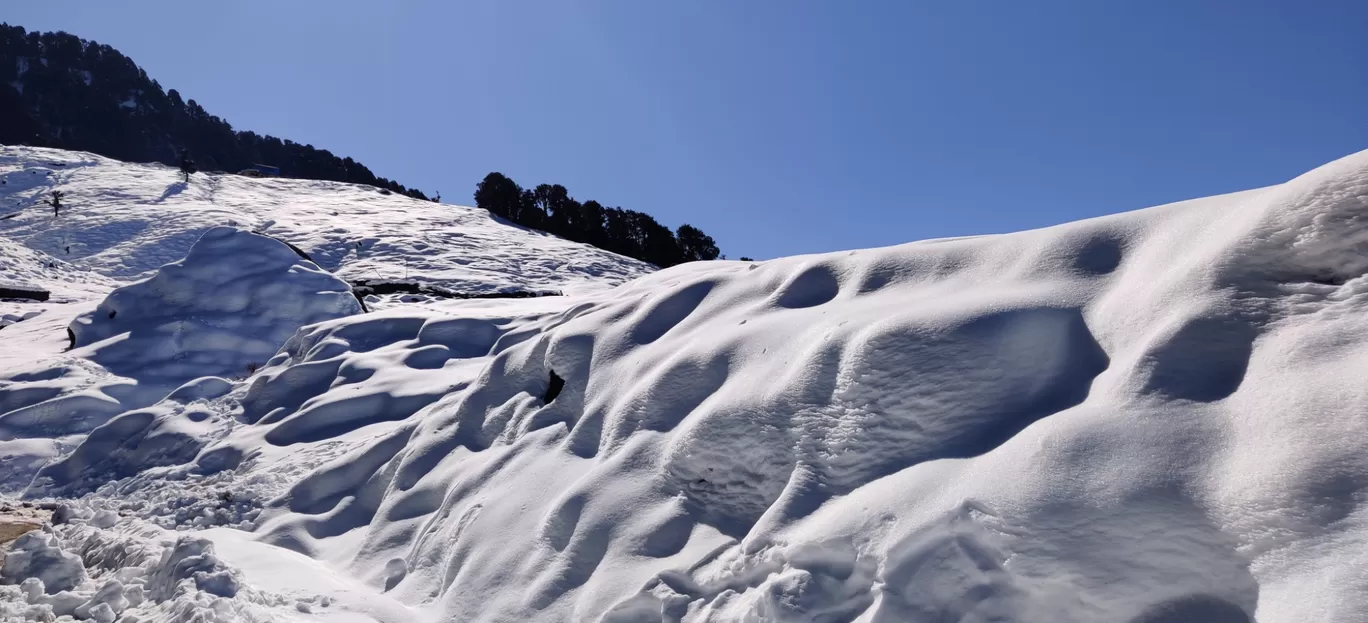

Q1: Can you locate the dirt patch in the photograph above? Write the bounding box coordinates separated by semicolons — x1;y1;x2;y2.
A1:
0;503;52;547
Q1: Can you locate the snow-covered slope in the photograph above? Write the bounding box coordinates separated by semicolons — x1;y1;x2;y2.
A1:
5;144;1368;622
0;145;653;299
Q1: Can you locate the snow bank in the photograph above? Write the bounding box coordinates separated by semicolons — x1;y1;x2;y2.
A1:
68;226;362;384
232;147;1366;621
1;226;360;496
6;145;1368;621
25;376;234;498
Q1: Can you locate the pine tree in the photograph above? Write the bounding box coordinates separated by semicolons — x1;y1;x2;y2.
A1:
578;200;606;245
178;148;196;183
474;173;523;219
676;224;720;262
47;190;64;217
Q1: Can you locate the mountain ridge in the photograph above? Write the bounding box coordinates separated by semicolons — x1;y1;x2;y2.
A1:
0;23;726;268
0;23;433;201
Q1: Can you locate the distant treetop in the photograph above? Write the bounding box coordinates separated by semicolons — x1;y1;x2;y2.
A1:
475;172;721;267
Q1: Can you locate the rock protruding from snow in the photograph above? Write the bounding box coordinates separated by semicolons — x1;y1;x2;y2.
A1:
68;227;362;383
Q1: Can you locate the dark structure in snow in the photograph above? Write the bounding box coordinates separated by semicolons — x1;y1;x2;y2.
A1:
238;164;280;177
349;279;562;301
0;283;49;302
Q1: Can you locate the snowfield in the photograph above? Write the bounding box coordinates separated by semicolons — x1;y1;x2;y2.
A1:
3;144;1368;622
0;146;653;303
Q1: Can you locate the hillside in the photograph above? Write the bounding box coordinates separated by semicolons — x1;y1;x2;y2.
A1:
0;24;725;268
4;145;1368;621
0;145;653;308
0;23;429;200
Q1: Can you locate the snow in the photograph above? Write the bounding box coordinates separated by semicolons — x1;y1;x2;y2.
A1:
68;226;362;385
1;531;87;594
0;145;653;298
4;143;1368;621
198;528;416;621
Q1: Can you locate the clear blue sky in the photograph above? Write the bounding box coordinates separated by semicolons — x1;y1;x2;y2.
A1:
9;2;1368;259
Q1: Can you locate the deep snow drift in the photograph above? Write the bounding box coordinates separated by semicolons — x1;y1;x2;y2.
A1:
69;226;362;384
4;145;1368;622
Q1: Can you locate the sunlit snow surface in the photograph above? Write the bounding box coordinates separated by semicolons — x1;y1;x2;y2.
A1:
3;144;1368;622
0;146;652;301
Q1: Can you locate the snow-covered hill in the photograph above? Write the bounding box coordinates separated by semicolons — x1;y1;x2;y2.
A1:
0;145;653;302
4;144;1368;622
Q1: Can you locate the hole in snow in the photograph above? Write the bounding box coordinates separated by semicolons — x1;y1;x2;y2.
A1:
542;369;565;404
1127;594;1251;623
1139;316;1254;403
1071;233;1125;275
774;263;841;309
384;558;408;591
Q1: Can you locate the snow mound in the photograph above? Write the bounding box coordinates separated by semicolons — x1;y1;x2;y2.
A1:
231;147;1367;621
25;376;235;499
6;145;1368;621
68;226;362;384
0;227;360;485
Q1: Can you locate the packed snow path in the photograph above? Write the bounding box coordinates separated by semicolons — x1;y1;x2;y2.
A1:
4;145;1368;621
